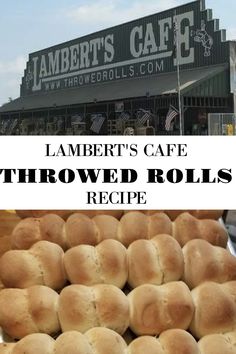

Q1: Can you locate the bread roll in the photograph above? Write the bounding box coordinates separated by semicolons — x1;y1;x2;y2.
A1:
119;212;172;247
166;210;223;220
128;336;164;354
128;282;194;335
190;210;223;220
0;241;66;289
128;329;199;354
159;329;200;354
84;327;127;354
173;212;227;247
65;214;120;247
123;210;164;216
10;333;55;354
198;331;236;354
16;210;123;220
128;234;184;288
124;210;223;220
183;239;236;289
0;285;60;339
0;328;127;354
58;284;129;335
64;239;127;288
54;331;93;354
120;212;226;247
11;214;66;249
15;210;76;220
80;210;123;219
190;281;236;339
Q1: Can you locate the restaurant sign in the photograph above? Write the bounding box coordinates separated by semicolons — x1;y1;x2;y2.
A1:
21;0;228;96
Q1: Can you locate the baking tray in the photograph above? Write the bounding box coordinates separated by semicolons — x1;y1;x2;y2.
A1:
0;218;235;344
219;218;236;256
0;328;12;343
227;237;236;256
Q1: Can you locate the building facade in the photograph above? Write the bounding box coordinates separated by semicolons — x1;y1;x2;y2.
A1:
0;0;235;135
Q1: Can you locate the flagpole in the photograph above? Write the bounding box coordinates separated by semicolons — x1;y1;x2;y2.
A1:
174;13;183;135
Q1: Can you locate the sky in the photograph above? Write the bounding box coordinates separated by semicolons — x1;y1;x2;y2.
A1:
0;0;235;106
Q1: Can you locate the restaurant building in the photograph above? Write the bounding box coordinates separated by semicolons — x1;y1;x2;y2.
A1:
0;0;235;135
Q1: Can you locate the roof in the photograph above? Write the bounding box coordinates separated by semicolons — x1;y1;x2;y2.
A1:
0;64;228;113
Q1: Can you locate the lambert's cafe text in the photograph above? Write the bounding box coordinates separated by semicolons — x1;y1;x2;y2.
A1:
0;142;232;206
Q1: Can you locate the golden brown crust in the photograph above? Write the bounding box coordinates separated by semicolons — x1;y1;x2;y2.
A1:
198;331;236;354
0;241;66;289
118;212;148;246
15;210;74;220
123;210;223;220
11;218;42;249
11;214;66;250
127;234;184;288
81;210;124;219
118;212;172;247
11;211;227;250
93;284;129;334
64;240;127;288
10;328;236;354
0;328;128;354
190;281;236;339
55;331;93;354
11;333;55;354
127;329;199;354
173;212;228;247
128;336;164;354
128;282;194;336
0;286;60;339
96;240;127;287
159;329;200;354
0;288;38;339
16;210;123;220
85;327;127;354
93;215;119;243
58;284;129;335
183;239;236;289
39;214;66;249
65;213;98;247
0;250;43;288
190;210;223;220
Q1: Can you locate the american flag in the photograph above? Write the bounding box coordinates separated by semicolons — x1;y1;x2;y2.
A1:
165;105;179;131
90;114;105;134
136;109;152;127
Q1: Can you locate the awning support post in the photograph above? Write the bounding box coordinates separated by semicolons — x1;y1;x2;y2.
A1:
174;12;184;135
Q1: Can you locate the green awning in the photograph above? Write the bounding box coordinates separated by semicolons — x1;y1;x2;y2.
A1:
0;64;228;113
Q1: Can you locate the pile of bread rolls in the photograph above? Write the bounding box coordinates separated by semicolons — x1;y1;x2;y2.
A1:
0;209;236;354
2;235;235;290
1;328;236;354
11;211;227;249
15;209;223;220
